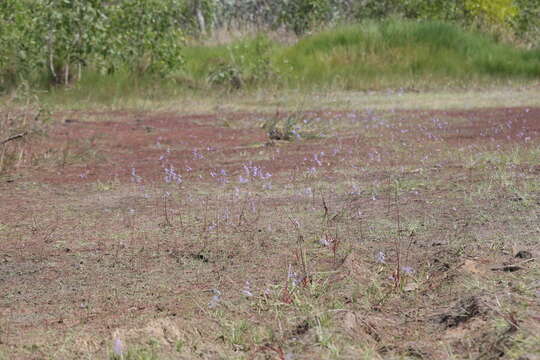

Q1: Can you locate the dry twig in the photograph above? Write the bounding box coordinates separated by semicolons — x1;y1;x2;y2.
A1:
0;132;27;145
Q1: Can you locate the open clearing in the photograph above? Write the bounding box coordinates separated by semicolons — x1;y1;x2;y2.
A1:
1;89;539;359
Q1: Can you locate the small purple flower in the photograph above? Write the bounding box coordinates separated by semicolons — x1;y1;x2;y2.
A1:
158;148;170;161
113;336;124;357
319;237;330;247
164;165;182;184
401;266;415;275
209;289;221;308
222;208;230;222
192;149;204;160
218;176;228;185
249;199;257;213
238;175;249;184
288;264;301;286
242;281;254;297
314;153;322;166
375;251;385;264
131;167;142;183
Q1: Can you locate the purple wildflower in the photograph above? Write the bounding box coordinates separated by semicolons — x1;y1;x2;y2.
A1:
113;336;124;357
131;167;142;183
242;281;254;297
164;165;182;184
319;237;330;247
401;266;415;275
288;264;301;287
192;149;204;160
208;289;221;308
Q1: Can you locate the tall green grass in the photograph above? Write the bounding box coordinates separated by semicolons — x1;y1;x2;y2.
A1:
286;21;540;88
179;20;539;91
44;20;540;104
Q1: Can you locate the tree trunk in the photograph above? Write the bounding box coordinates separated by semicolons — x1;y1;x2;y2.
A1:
195;0;206;36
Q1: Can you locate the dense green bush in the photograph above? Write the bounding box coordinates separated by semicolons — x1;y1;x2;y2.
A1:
182;35;276;89
512;0;540;45
0;0;46;89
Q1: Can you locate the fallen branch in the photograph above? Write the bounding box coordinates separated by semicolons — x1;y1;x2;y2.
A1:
0;132;27;145
491;258;535;272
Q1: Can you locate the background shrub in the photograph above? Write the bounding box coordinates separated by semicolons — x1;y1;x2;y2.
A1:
1;0;539;93
0;0;185;91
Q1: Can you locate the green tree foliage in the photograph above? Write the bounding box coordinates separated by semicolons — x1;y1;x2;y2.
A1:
351;0;537;42
0;0;184;91
0;0;42;88
465;0;518;24
37;0;108;84
511;0;540;44
279;0;334;35
180;0;216;35
106;0;185;75
352;0;518;25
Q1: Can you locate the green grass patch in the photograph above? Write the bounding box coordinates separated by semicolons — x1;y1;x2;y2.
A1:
176;20;540;92
275;20;540;89
37;20;540;106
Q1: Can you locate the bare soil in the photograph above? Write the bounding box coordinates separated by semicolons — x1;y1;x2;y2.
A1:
0;106;538;359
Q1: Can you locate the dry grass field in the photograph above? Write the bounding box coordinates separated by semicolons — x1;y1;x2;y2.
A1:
1;87;539;359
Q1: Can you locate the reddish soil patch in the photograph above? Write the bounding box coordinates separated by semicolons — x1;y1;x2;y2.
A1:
40;112;269;184
22;106;540;186
408;106;540;143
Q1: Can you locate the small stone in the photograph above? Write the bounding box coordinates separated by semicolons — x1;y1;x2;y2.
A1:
515;250;532;259
404;282;418;292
